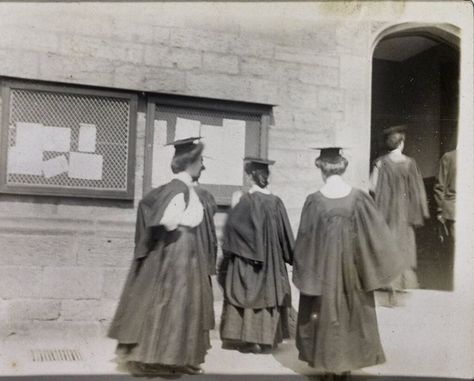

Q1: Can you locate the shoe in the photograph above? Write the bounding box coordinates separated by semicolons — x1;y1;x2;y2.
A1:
128;362;180;377
182;365;204;375
260;344;274;354
239;343;262;354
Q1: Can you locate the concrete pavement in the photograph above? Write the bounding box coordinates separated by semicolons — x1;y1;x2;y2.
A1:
0;291;471;379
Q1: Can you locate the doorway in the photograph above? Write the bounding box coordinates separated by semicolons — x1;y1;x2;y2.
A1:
371;30;460;291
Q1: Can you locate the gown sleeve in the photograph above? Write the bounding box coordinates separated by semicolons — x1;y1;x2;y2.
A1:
159;193;186;230
205;191;219;262
407;159;430;226
133;201;152;259
222;194;265;263
369;159;381;194
292;194;326;296
132;181;191;261
143;181;189;229
196;187;219;275
275;197;295;265
353;190;404;291
373;158;393;223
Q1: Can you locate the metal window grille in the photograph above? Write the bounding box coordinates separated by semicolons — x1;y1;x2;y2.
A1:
0;81;137;199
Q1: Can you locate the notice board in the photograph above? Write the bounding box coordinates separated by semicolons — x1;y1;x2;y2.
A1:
0;80;138;200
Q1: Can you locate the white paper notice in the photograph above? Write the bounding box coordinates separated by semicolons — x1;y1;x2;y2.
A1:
16;122;44;151
43;126;71;152
7;146;43;176
69;152;103;180
199;119;246;185
175;117;201;140
152;120;174;187
42;155;69;178
78;124;97;152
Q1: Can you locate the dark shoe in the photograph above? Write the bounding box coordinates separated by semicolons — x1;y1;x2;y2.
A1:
128;362;180;377
239;343;262;354
260;344;274;354
182;365;204;375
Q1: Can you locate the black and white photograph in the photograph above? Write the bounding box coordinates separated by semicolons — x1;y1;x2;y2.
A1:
0;1;472;380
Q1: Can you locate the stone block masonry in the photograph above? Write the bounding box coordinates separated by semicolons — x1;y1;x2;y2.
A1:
0;2;376;334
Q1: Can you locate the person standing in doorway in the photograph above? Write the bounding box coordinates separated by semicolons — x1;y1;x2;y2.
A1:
293;147;403;377
370;125;429;300
108;137;211;376
434;149;457;243
219;157;294;354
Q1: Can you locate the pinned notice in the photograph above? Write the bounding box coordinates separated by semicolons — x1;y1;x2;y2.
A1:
199;119;246;185
152;120;174;187
43;155;69;178
175;118;201;140
15;123;71;153
8;146;43;176
43;126;71;152
78;124;97;152
69;152;103;181
15;122;44;151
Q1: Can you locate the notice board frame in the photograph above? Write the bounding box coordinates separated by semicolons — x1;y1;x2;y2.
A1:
0;78;138;200
144;94;272;205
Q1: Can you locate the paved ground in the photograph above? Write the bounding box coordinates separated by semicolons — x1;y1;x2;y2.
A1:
0;291;471;380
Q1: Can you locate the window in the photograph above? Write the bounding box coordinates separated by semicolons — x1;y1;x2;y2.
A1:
144;95;271;205
0;79;138;199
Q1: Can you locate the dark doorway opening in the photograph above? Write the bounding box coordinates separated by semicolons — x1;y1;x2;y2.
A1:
371;32;459;291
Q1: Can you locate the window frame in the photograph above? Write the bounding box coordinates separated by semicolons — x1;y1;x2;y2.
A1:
0;78;138;200
144;94;272;205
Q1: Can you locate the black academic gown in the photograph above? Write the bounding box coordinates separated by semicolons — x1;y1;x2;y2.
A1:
220;191;294;345
195;186;219;331
373;155;429;288
108;179;211;367
293;188;403;373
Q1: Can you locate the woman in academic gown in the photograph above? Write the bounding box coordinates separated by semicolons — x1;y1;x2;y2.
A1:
108;137;212;375
219;157;294;353
370;125;429;293
293;147;404;375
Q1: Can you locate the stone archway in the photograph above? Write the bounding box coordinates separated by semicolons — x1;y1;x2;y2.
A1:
370;23;460;291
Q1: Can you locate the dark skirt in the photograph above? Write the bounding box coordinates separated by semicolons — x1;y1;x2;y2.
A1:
296;293;386;373
108;228;211;367
220;301;290;346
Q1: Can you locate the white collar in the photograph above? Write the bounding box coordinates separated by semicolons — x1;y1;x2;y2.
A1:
320;175;352;198
249;184;271;195
174;172;194;186
325;175;346;186
389;147;403;155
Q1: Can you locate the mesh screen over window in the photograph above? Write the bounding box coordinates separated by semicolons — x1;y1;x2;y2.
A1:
1;84;136;199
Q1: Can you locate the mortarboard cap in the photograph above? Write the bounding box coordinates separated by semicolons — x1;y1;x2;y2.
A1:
244;156;276;166
311;146;347;164
165;136;202;156
383;124;407;135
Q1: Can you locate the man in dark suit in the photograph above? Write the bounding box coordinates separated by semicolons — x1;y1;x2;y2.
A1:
434;149;457;241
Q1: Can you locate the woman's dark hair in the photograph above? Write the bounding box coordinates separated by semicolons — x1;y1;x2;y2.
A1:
170;142;204;174
386;132;405;150
244;162;270;188
315;156;349;177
